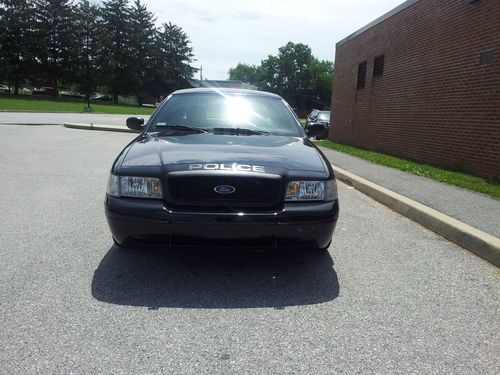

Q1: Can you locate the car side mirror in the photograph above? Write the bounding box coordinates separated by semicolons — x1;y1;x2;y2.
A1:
126;117;145;132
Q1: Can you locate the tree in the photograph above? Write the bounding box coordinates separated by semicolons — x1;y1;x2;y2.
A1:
0;0;199;104
259;55;281;93
0;2;8;84
128;0;156;104
309;58;334;109
34;0;77;87
276;42;313;93
259;42;315;108
74;0;103;106
101;0;132;103
0;0;37;93
157;22;195;94
228;42;334;110
228;63;260;86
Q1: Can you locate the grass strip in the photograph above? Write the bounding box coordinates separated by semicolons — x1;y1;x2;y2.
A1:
0;94;154;115
315;139;500;199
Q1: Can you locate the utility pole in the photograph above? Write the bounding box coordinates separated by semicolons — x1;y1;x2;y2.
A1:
200;66;203;81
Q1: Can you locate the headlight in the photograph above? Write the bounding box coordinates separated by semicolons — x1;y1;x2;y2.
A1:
285;179;337;202
106;174;120;197
324;179;338;201
106;174;162;199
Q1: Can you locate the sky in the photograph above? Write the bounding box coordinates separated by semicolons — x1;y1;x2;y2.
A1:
141;0;405;80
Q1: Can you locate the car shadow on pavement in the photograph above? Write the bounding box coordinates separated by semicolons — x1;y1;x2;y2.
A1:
91;245;339;309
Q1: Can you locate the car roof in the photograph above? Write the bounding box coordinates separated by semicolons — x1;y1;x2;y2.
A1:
172;87;282;99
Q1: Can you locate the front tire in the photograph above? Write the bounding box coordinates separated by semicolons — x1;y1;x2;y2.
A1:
315;240;331;252
112;237;130;249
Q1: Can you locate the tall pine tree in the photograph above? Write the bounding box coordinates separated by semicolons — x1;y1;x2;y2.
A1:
101;0;132;103
0;0;37;93
128;0;156;104
1;0;198;101
157;22;195;94
74;0;103;105
34;0;76;87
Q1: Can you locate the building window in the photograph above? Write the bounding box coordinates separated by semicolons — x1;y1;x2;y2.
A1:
373;54;385;77
480;50;494;65
357;61;367;89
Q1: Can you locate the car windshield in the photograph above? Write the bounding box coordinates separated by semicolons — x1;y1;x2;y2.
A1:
317;111;330;121
149;93;302;136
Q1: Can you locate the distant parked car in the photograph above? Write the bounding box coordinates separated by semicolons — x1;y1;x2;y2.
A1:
91;93;112;101
305;110;330;140
0;84;11;93
60;90;84;99
32;87;59;97
306;109;319;125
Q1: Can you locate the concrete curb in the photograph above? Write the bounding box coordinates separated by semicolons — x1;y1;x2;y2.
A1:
64;123;135;133
0;123;60;125
333;166;500;267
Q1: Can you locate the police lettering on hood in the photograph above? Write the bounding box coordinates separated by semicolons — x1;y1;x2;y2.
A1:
188;163;266;173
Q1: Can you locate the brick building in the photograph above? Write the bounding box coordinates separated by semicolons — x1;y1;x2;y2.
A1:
330;0;500;180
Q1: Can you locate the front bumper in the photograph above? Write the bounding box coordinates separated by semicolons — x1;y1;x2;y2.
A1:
105;196;339;249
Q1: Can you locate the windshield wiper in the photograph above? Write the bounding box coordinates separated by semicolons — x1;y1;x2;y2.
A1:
210;127;270;136
152;125;207;134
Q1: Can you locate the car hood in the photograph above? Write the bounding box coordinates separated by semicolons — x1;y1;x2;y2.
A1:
116;133;329;177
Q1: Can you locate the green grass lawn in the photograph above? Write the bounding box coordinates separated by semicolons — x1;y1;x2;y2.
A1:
315;139;500;199
0;93;154;115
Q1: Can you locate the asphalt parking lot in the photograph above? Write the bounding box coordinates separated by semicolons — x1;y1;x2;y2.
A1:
1;124;498;374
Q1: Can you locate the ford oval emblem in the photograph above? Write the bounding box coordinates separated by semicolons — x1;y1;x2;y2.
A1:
214;185;236;194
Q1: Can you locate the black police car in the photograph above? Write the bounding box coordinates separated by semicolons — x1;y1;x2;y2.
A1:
105;88;339;250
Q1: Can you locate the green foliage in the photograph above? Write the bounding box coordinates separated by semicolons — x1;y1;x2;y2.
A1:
310;59;334;109
128;0;157;104
74;0;103;102
0;0;196;105
228;42;334;110
258;55;280;91
274;42;313;92
34;0;75;86
101;0;134;102
0;0;38;93
315;140;500;199
157;22;196;94
228;63;260;86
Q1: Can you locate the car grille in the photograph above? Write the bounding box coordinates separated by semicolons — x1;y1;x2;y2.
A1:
166;174;284;209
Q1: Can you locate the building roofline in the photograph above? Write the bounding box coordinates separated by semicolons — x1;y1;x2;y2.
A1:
336;0;419;48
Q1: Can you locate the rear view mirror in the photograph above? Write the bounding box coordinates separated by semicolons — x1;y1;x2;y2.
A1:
126;117;145;132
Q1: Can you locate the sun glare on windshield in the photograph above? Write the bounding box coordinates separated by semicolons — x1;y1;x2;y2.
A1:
225;96;253;124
